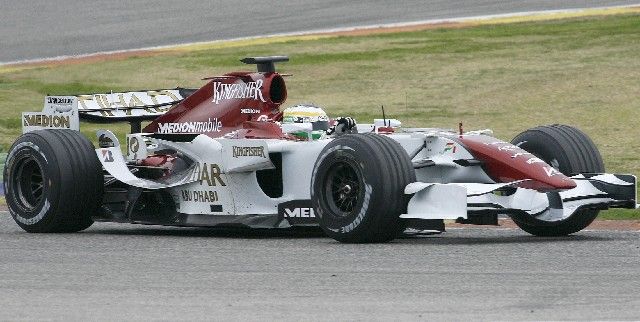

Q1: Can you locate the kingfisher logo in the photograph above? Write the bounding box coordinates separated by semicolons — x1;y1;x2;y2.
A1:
232;146;266;158
212;80;266;104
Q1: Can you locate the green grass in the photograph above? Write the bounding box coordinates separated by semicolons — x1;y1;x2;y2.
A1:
598;209;639;220
1;14;639;219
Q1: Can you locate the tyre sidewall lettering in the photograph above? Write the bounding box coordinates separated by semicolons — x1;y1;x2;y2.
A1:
312;138;381;235
310;144;356;221
318;151;373;232
4;135;59;228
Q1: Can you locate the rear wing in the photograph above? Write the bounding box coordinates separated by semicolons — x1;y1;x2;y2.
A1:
22;88;196;134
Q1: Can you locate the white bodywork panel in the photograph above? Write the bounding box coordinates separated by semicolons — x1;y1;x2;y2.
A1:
22;96;80;133
105;133;331;217
403;173;636;221
402;181;527;220
403;184;467;220
220;140;327;216
96;130;199;189
94;128;636;225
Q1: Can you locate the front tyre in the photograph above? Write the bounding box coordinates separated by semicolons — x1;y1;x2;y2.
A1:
511;124;604;236
3;130;103;233
311;133;415;243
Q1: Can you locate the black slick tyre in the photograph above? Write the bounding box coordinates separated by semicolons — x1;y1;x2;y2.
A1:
3;130;103;233
311;133;415;243
511;124;604;236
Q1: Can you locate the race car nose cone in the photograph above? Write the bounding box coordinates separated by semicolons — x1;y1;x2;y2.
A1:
456;134;577;191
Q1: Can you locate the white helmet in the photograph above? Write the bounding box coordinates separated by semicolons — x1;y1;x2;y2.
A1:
282;104;330;131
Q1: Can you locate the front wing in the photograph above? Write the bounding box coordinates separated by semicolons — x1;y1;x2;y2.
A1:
401;174;636;222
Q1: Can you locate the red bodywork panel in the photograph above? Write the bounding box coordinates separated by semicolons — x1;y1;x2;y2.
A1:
456;134;577;191
144;72;287;139
141;62;574;191
140;154;176;168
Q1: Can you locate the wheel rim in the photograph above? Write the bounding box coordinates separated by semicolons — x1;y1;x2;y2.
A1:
324;160;363;217
12;156;45;211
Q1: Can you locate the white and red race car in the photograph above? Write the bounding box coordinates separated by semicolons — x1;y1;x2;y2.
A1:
4;56;636;242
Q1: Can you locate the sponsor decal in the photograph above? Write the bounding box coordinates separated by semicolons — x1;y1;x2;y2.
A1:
76;90;179;117
278;200;317;225
223;130;241;139
212;80;265;104
526;157;544;164
157;118;222;134
101;149;114;162
192;163;226;186
498;144;518;152
485;142;519;151
23;114;71;129
256;115;269;122
443;142;457;153
232;146;266;158
129;137;140;153
241;108;261;114
510;152;529;159
284;207;315;218
181;189;219;203
46;97;74;105
485;142;544;161
98;134;115;148
543;166;561;177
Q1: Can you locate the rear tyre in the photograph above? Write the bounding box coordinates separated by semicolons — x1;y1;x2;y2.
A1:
510;124;604;236
3;130;103;233
311;133;415;243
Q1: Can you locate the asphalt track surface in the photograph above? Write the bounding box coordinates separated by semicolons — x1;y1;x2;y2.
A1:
2;0;640;63
2;2;640;320
1;213;639;320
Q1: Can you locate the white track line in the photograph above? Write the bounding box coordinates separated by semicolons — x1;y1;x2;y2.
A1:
2;3;639;66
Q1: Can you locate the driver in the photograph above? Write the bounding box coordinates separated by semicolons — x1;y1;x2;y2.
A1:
282;104;357;139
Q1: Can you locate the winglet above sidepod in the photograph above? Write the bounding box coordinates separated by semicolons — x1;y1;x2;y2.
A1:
241;56;289;73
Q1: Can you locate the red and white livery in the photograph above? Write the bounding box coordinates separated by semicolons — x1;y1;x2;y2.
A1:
4;56;636;243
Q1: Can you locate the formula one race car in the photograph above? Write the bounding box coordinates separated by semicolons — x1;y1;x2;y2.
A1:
4;56;637;243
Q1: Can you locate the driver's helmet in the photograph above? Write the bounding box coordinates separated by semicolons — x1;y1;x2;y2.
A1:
282;104;330;131
282;104;329;140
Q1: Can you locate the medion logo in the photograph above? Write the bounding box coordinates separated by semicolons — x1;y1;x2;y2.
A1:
283;207;315;218
240;108;261;114
157;118;222;134
23;114;70;128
